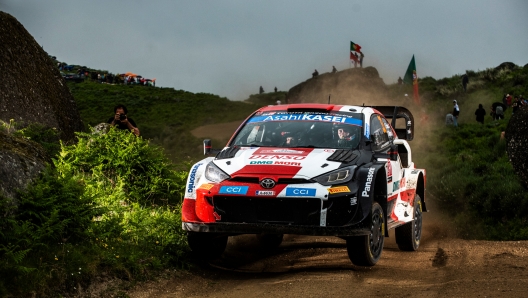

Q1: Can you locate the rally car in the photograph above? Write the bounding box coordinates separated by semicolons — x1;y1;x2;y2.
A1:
182;103;426;266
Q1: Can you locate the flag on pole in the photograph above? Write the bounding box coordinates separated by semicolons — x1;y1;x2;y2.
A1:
350;41;362;53
403;55;420;104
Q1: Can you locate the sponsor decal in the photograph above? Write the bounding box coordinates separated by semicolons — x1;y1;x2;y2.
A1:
392;180;400;192
365;123;370;138
249;155;306;160
256;190;275;196
249;160;301;166
260;149;304;154
324;149;336;153
411;170;419;174
361;167;375;197
350;197;358;206
386;162;393;183
246;113;363;126
328;186;351;194
219;186;249;195
187;163;202;193
285;187;317;197
198;183;214;190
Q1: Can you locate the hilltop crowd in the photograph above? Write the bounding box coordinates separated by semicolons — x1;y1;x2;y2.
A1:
58;62;156;86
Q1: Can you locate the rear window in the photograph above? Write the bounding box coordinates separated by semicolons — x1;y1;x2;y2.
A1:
230;110;363;149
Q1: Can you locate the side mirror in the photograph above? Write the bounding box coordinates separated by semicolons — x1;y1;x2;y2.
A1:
389;144;398;161
204;139;212;155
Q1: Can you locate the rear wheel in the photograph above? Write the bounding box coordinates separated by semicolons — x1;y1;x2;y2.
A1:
187;232;228;260
395;194;423;251
256;233;284;249
346;202;385;266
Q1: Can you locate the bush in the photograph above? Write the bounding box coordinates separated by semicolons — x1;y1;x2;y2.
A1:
0;128;189;296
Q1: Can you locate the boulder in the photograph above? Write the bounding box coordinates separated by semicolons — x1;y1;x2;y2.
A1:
506;106;528;189
0;131;50;201
287;67;387;104
0;12;84;142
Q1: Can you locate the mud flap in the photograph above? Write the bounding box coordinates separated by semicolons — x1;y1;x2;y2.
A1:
356;164;386;226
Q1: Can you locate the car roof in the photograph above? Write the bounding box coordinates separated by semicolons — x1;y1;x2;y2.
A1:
257;103;374;114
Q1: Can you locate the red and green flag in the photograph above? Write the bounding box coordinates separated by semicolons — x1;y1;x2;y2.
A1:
403;55;420;104
350;41;361;61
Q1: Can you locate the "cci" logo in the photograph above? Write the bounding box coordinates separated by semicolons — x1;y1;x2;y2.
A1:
285;188;316;197
219;186;249;195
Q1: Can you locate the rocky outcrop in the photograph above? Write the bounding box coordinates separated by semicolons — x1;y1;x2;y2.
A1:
287;67;388;104
0;131;50;201
0;11;84;142
506;106;528;189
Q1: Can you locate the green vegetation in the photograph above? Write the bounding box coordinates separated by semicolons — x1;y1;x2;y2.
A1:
407;63;528;240
0;128;189;296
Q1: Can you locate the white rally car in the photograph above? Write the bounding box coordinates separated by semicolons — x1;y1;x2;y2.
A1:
182;103;426;266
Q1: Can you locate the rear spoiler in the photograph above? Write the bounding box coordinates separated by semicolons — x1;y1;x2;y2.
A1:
370;106;414;141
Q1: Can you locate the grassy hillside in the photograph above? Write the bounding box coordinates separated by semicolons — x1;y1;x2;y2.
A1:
393;63;528;240
67;81;266;162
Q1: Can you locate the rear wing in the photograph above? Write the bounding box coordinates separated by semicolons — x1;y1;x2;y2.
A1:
370;106;414;141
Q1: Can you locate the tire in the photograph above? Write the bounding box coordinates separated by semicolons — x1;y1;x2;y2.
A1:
187;232;228;260
346;202;385;266
256;233;284;249
395;194;423;251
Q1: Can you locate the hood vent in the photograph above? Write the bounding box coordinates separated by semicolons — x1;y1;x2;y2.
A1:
215;146;240;160
327;149;357;163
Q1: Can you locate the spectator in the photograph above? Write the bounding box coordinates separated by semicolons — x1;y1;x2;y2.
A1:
397;77;403;85
495;104;504;120
274;86;277;93
276;100;281;105
359;52;364;68
452;100;460;127
354;53;358;68
332;66;337;73
312;69;319;78
259;86;264;94
506;94;512;106
474;104;486;124
107;104;140;136
512;97;520;114
461;73;469;92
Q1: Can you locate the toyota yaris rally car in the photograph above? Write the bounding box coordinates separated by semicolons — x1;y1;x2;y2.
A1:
182;103;426;266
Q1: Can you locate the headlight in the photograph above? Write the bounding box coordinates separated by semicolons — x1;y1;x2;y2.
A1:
313;166;357;186
204;162;230;183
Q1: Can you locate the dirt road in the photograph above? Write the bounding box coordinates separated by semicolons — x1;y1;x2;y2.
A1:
128;210;528;297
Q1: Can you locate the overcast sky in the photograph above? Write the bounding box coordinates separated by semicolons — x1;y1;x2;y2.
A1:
2;0;527;100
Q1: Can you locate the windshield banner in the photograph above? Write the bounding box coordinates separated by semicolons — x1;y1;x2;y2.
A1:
247;112;362;126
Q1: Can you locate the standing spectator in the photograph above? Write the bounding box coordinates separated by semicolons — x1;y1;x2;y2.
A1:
452;100;460;127
332;66;337;73
506;94;512;106
312;69;319;78
359;52;364;68
461;73;469;92
397;77;403;85
474;104;486;124
274;87;277;93
512;97;520;114
259;86;264;94
353;53;358;68
494;103;504;120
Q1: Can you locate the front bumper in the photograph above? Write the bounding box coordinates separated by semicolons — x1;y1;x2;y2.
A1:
182;221;371;237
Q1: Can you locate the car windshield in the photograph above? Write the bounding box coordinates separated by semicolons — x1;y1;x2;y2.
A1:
230;110;363;149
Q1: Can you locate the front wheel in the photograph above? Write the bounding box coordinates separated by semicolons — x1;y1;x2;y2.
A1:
395;194;423;251
187;232;228;260
346;202;385;266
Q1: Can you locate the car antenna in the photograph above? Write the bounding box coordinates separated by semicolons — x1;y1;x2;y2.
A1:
328;94;331;104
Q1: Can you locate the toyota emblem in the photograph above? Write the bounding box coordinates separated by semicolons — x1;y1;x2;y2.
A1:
260;178;276;189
